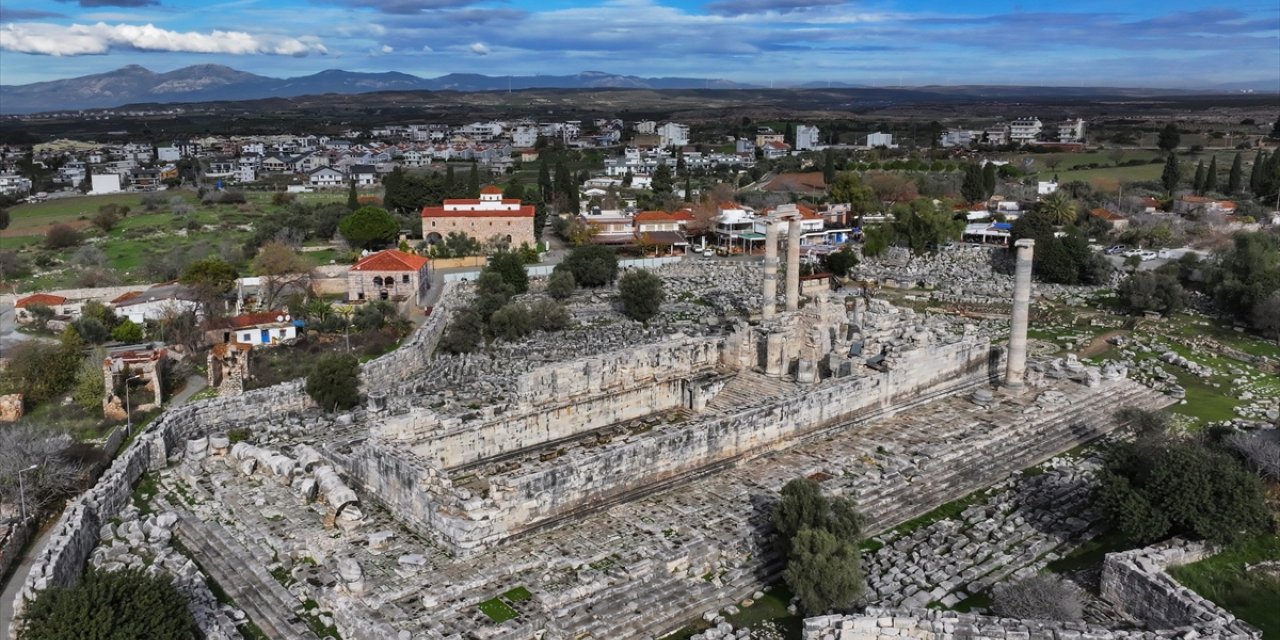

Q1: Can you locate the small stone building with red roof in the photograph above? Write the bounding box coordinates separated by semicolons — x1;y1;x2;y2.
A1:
347;249;430;306
13;293;73;324
421;186;536;250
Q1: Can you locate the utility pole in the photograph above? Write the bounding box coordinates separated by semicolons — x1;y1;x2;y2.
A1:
18;464;38;521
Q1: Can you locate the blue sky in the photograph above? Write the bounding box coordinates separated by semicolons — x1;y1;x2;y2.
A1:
1;0;1277;88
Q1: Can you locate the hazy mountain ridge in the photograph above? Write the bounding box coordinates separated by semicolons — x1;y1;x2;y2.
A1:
2;64;1275;115
0;65;757;113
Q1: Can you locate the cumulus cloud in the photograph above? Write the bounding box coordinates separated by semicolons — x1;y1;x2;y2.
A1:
380;44;393;53
0;22;327;56
468;41;489;55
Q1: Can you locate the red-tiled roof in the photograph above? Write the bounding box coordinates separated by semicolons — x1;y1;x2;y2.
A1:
436;197;523;206
1090;208;1125;221
111;291;143;304
15;294;67;308
228;311;291;328
421;205;535;218
480;185;504;195
351;249;430;272
1180;195;1212;203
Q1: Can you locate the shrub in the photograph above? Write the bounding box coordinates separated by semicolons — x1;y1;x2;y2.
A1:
305;353;361;412
18;567;197;640
992;574;1084;622
546;268;576;300
440;308;484;354
617;269;664;322
43;224;81;249
70;317;110;344
529;298;570;332
487;250;529;294
489;302;533;341
560;244;618;287
90;209;119;232
111;319;144;343
1118;271;1186;315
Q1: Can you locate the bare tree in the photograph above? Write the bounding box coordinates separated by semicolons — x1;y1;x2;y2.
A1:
251;241;313;310
992;574;1084;622
1226;432;1280;480
0;426;84;518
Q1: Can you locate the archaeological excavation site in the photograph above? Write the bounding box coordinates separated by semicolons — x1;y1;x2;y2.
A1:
10;231;1263;640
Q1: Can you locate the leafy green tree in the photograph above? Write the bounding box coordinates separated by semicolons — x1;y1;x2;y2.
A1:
1041;191;1078;226
110;319;144;343
346;180;358;211
1157;123;1181;153
503;177;523;200
617;269;664;322
784;528;865;615
861;225;892;257
547;268;576;300
560;245;618;287
1117;271;1187;315
489;302;533;341
1192;161;1206;194
339;206;398;250
890;199;963;254
18;567;197;640
1095;437;1271;545
1210;231;1280;326
440;308;484;354
486;251;529;294
652;162;673;194
529;298;570;332
305;353;361;412
1227;152;1244;194
72;348;106;413
828;172;878;218
1160;153;1181;194
24;303;54;331
820;248;859;277
180;258;237;315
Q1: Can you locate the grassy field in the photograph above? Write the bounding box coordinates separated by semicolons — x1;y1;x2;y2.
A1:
1168;535;1280;637
2;190;352;292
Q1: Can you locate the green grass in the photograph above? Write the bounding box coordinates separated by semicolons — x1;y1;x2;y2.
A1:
6;193;145;232
724;585;803;638
950;591;993;613
1168;535;1280;638
502;586;533;602
1044;529;1134;574
477;597;519;623
131;472;159;515
878;488;992;541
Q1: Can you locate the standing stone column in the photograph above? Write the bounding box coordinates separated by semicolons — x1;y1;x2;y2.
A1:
785;218;802;311
1005;238;1035;388
762;218;779;319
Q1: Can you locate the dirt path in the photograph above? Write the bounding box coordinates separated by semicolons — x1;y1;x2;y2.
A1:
1080;329;1129;357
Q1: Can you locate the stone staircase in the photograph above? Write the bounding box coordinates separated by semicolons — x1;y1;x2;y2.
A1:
174;514;318;640
704;370;797;413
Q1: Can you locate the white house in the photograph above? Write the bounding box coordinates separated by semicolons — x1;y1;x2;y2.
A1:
866;132;896;149
111;284;202;324
1009;118;1043;144
349;165;377;186
511;126;539;148
90;173;122;195
0;174;32;196
794;125;820;151
1037;181;1059;196
156;146;181;162
227;311;299;348
1059;118;1086;144
308;166;347;188
657;123;690;148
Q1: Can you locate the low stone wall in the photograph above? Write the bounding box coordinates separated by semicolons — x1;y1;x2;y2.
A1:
804;608;1144;640
359;281;458;392
1100;540;1260;637
0;517;38;587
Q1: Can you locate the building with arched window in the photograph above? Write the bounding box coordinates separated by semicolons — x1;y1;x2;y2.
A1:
420;186;536;251
347;249;431;306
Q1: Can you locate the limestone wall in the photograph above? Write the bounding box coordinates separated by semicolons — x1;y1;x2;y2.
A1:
359;281;458;392
340;335;996;554
1100;540;1259;637
805;608;1154;640
510;336;721;406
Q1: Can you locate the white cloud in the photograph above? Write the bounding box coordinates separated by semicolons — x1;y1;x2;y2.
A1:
380;44;393;53
0;21;327;56
421;44;433;52
468;41;489;55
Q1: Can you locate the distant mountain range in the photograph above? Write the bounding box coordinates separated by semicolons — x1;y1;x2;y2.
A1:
2;64;1276;115
0;65;755;114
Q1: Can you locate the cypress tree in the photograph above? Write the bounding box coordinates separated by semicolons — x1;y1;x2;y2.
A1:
445;165;456;198
538;158;552;201
346;180;358;210
1227;152;1243;195
982;162;997;199
1161;153;1181;194
1250;150;1266;195
823;149;836;185
960;162;985;203
467;163;480;198
1203;156;1217;194
1192;161;1205;195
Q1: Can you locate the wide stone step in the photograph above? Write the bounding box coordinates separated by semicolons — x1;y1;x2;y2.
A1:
175;515;318;640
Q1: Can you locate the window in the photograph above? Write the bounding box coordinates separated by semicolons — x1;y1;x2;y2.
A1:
402;275;410;283
372;276;383;287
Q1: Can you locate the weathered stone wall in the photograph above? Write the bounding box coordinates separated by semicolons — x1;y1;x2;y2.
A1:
339;334;996;554
1100;540;1260;637
359;281;458;392
804;608;1157;640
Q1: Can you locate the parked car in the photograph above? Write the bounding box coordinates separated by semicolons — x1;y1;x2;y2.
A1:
1105;244;1128;255
1122;249;1144;258
1139;251;1158;261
